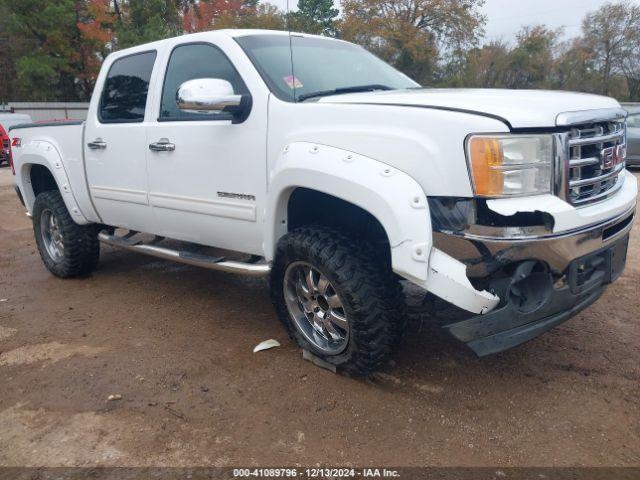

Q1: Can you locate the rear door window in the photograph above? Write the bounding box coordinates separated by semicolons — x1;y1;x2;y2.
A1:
99;51;157;123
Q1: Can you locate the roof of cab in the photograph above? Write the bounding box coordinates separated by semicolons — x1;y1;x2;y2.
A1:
108;29;340;59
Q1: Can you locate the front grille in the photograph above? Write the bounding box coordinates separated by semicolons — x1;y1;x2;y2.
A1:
565;120;626;205
1;139;8;149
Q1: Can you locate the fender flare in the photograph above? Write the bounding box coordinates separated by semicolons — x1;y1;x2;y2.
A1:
265;142;499;314
265;142;432;283
16;140;90;224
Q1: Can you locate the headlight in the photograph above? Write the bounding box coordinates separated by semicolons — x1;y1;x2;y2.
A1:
466;134;553;197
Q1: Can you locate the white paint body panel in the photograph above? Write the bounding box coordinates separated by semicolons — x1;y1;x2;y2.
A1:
265;99;508;199
12;124;99;224
142;34;270;254
82;46;163;233
9;29;638;315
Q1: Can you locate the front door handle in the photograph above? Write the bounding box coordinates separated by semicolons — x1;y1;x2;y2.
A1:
149;140;176;152
87;139;107;150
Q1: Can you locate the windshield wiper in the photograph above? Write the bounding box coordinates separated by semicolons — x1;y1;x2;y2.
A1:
297;84;392;102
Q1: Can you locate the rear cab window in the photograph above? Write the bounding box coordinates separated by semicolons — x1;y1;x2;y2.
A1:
99;51;157;123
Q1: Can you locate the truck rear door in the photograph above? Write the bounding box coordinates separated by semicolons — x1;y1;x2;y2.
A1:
84;50;158;232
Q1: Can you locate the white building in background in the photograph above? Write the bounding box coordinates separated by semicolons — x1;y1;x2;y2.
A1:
0;102;89;122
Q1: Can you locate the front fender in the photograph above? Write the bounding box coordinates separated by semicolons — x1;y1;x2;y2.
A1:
16;140;90;224
265;142;499;314
266;142;431;283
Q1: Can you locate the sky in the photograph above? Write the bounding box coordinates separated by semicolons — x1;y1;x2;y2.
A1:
269;0;639;43
481;0;638;42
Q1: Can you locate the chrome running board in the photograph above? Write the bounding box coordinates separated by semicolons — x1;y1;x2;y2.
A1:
98;232;270;277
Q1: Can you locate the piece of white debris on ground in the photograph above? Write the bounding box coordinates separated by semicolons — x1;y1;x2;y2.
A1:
253;339;281;353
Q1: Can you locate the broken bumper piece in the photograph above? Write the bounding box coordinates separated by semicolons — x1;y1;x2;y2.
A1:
433;203;635;356
448;233;630;356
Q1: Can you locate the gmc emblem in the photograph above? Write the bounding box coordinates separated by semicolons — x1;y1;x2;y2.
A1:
601;144;626;169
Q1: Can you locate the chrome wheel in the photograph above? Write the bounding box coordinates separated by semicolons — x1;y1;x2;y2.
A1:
40;209;64;262
283;261;349;355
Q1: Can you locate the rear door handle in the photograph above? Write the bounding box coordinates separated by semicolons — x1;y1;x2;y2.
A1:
149;140;175;152
87;139;107;150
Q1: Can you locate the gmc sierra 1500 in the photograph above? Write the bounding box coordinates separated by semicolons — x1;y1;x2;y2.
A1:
9;30;637;374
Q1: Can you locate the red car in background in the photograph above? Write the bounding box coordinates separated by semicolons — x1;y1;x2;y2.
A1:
0;113;32;169
0;123;11;167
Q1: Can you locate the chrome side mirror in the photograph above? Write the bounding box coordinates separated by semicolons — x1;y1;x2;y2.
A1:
176;78;244;115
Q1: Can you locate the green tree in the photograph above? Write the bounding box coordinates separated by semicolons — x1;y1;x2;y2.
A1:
552;38;598;94
0;2;18;104
503;25;560;89
340;0;485;85
2;0;640;102
288;0;339;36
183;0;283;32
77;0;117;94
581;1;640;96
215;3;286;30
620;43;640;101
113;0;182;48
0;0;88;101
450;40;510;88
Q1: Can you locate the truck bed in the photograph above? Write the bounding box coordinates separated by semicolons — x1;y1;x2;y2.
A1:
10;120;100;223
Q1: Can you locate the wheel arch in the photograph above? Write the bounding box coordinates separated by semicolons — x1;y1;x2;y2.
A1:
286;187;393;268
16;143;90;224
265;142;432;283
29;164;59;197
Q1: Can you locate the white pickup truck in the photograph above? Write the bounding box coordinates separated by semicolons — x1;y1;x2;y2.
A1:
10;30;637;374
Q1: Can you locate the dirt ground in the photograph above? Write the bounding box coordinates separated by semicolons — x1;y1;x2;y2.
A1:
0;166;639;468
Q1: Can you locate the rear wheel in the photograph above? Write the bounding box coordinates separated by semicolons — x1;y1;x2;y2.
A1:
33;190;100;278
271;226;405;375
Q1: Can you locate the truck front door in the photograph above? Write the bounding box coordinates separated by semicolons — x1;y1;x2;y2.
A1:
85;50;158;232
145;41;267;255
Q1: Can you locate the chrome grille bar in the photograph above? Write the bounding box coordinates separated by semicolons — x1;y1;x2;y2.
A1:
571;179;624;205
569;164;625;188
568;129;624;147
569;156;600;167
556;108;627;126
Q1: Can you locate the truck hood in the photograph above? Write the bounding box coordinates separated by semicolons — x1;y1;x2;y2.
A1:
317;88;621;129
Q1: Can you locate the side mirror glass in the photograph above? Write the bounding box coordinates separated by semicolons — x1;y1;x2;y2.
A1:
176;78;245;116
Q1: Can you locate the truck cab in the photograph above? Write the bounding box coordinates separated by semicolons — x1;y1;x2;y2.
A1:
9;30;637;374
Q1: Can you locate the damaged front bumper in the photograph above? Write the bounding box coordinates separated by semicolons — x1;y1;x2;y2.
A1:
431;198;635;356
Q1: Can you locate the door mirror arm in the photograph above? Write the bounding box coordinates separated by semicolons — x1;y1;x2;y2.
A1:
228;94;252;124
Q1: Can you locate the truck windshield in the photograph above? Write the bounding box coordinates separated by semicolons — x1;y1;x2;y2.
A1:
235;34;419;102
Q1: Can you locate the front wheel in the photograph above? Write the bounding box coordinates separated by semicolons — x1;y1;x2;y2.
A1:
270;226;405;375
33;190;100;278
